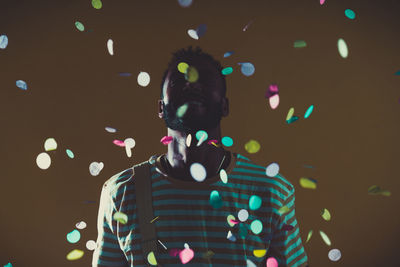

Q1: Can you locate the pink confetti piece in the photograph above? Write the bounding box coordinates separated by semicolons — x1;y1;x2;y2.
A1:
160;135;173;145
320;0;325;5
267;257;279;267
169;248;181;257
179;248;194;264
265;84;279;99
229;219;240;225
207;139;219;145
113;139;125;147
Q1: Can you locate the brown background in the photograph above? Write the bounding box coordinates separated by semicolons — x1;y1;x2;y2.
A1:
0;0;399;266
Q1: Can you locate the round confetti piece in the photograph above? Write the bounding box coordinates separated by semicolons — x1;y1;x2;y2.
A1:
177;62;189;73
265;84;279;98
294;40;307;48
160;136;173;145
66;149;74;158
244;139;260;154
147;251;157;266
113;211;128;224
177;103;189;118
249;195;262;210
16;80;27;90
227;230;236;242
266;257;278;267
179;245;194;264
306;230;313;243
345;9;356;19
319;230;332;246
137;71;150;87
44;138;57;151
75;21;85;31
91;0;102;9
195;130;208;141
190;162;207;182
320;0;325;4
286;115;299;124
107;39;113;55
246;259;257;267
185;66;199;82
269;94;280;109
178;0;193;8
221;67;233;75
286;107;295;121
66;249;84;261
113;139;125;147
250;220;263;235
223;51;234;58
36;152;51;170
238;209;249;222
105;127;117;133
187;29;199;40
86;240;96;251
238;224;248;239
240;62;255;76
299;177;317;189
219;169;228;183
337;38;348;58
304;105;314;119
196;24;207;38
0;34;8;49
221;136;233;147
186;134;192;147
328;248;342;261
265;162;279;177
227;215;236;227
66;229;81;243
209;190;223;209
75;221;87;229
321;208;331;221
253;249;267;258
89;162;104;176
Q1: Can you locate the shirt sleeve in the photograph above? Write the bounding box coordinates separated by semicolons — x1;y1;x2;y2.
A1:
92;182;129;267
266;188;309;267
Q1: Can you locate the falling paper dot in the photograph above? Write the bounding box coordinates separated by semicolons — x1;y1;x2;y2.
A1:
209;190;223;209
344;9;356;20
328;248;342;261
250;220;263;234
177;62;189;73
220;169;228;183
337;38;348;58
75;21;85;31
137;71;150;87
107;39;113;55
249;195;262;210
187;29;199;40
66;149;74;158
44;138;57;151
244;139;260;154
113;211;128;224
66;229;81;243
190;162;207;182
0;34;8;49
147;251;158;265
113;139;125;147
105;127;117;133
265;162;279;177
91;0;102;9
75;221;87;229
286;107;295;121
89;162;104;176
278;205;290;215
177;0;193;8
253;249;267;258
221;67;233;75
196;24;207;38
240;62;255;76
185;66;199;83
66;249;84;261
294;40;307;48
306;230;313;243
179;245;194;264
223;51;234;58
319;230;332;246
160;136;173;145
304;105;314;119
221;136;233;147
266;257;279;267
321;208;331;221
299;177;317;189
86;240;96;251
36;152;51;170
269;94;280;109
238;209;249;222
16;80;27;90
177;103;189;118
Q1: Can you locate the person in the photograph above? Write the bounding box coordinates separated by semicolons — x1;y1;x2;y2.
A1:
92;46;309;266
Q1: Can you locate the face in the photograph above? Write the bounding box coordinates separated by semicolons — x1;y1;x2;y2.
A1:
160;57;227;135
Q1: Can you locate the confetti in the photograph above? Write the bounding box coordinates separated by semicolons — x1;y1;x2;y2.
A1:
294;40;307;48
44;138;57;151
66;249;84;260
286;107;295;121
186;134;192;147
185;66;199;82
169;248;181;257
227;230;236;242
278;205;290;215
137;71;150;87
66;229;81;243
3;263;12;267
269;94;280;109
265;162;279;177
319;230;332;246
249;195;262;210
265;84;279;98
250;219;263;234
344;9;356;20
286;115;299;124
196;24;207;38
124;138;135;158
244;139;260;154
118;72;132;76
239;62;255;76
337;38;348;58
86;240;96;251
190;162;207;182
158;239;167;250
306;230;313;243
368;185;391;196
207;139;218;145
187;29;199;40
113;139;125;147
66;149;74;158
75;221;87;229
179;243;194;264
221;136;233;147
328;248;342;261
91;0;102;9
107;39;113;55
266;257;279;267
150;216;159;223
395;70;400;75
113;211;128;224
75;21;85;31
243;20;254;31
36;152;51;170
238;209;249;222
223;51;234;58
253;249;267;258
16;80;27;90
177;0;193;8
221;67;233;75
220;169;228;183
105;127;117;133
227;215;236;227
321;208;331;221
177;103;189;118
147;251;158;265
177;62;189;73
89;162;104;176
0;34;8;49
299;177;317;189
196;130;208;141
304;105;314;118
209;190;223;209
160;136;173;145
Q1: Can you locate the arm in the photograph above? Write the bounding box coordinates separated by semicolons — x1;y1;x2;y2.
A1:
92;182;129;267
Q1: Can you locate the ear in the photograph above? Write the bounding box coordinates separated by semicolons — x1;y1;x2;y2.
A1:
158;99;164;119
221;97;229;117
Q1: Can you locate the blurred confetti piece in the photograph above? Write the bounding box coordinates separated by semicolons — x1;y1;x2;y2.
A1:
105;127;117;133
137;71;150;87
320;0;325;5
66;149;74;158
243;20;254;31
249;195;262;210
147;251;158;265
186;134;192;147
160;136;173;145
238;209;249;222
66;229;81;243
187;29;199;40
253;249;267;258
239;62;255;76
196;130;208;144
66;249;84;260
294;40;307;48
118;72;132;77
36;152;51;169
368;185;391;196
75;221;87;229
220;169;228;183
179;243;194;264
395;70;400;75
3;263;12;267
207;139;218;145
89;162;104;176
158;239;167;250
282;224;294;231
306;230;313;243
246;259;257;267
210;190;223;209
244;139;260;154
286;107;295;121
16;80;27;90
266;257;278;267
250;219;263;234
227;230;236;242
113;139;125;147
269;94;280;109
86;240;96;250
265;162;279;177
319;230;331;246
177;62;189;73
178;0;193;8
221;136;233;147
185;66;199;82
265;84;279;98
113;211;128;224
177;103;189;118
124;138;135;158
286;115;299;124
107;39;113;55
223;51;234;58
202;250;215;259
328;248;342;261
44;138;57;151
321;208;331;221
0;34;8;49
299;177;317;189
221;67;233;75
91;0;102;9
150;216;159;223
196;24;207;38
169;248;181;257
345;9;356;19
227;215;236;227
190;162;207;182
337;38;348;58
304;105;314;118
278;205;290;215
75;21;85;31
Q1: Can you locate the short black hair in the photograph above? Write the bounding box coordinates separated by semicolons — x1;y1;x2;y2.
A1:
160;46;226;99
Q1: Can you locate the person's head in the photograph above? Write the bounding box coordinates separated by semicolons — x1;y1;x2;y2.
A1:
158;46;229;135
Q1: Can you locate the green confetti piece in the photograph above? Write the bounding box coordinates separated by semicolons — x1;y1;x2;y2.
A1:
344;9;356;19
304;105;314;119
299;177;317;189
250;219;263;235
75;21;85;32
278;205;290;215
221;136;233;147
113;211;128;224
294;40;307;48
196;130;208;141
221;67;233;75
244;139;260;154
286;115;299;124
66;249;84;260
210;190;223;209
249;195;262;210
306;230;313;243
368;185;391;196
177;62;189;73
91;0;102;9
176;103;188;118
185;66;199;83
319;230;331;246
395;70;400;75
321;208;331;221
286;107;294;121
66;149;74;158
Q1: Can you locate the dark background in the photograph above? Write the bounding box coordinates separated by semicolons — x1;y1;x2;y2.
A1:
1;0;399;266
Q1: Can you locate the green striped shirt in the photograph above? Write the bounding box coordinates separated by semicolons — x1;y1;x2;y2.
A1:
92;151;309;266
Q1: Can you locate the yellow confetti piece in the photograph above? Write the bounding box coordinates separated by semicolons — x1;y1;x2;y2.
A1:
113;211;128;224
278;205;290;215
185;66;199;83
244;139;261;154
253;249;267;258
147;251;158;266
321;208;331;221
66;249;84;260
299;177;317;189
306;230;313;243
286;107;295;121
319;230;331;246
150;216;159;223
368;185;391;196
177;62;189;73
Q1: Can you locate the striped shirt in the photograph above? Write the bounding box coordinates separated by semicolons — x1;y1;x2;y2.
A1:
92;151;309;266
